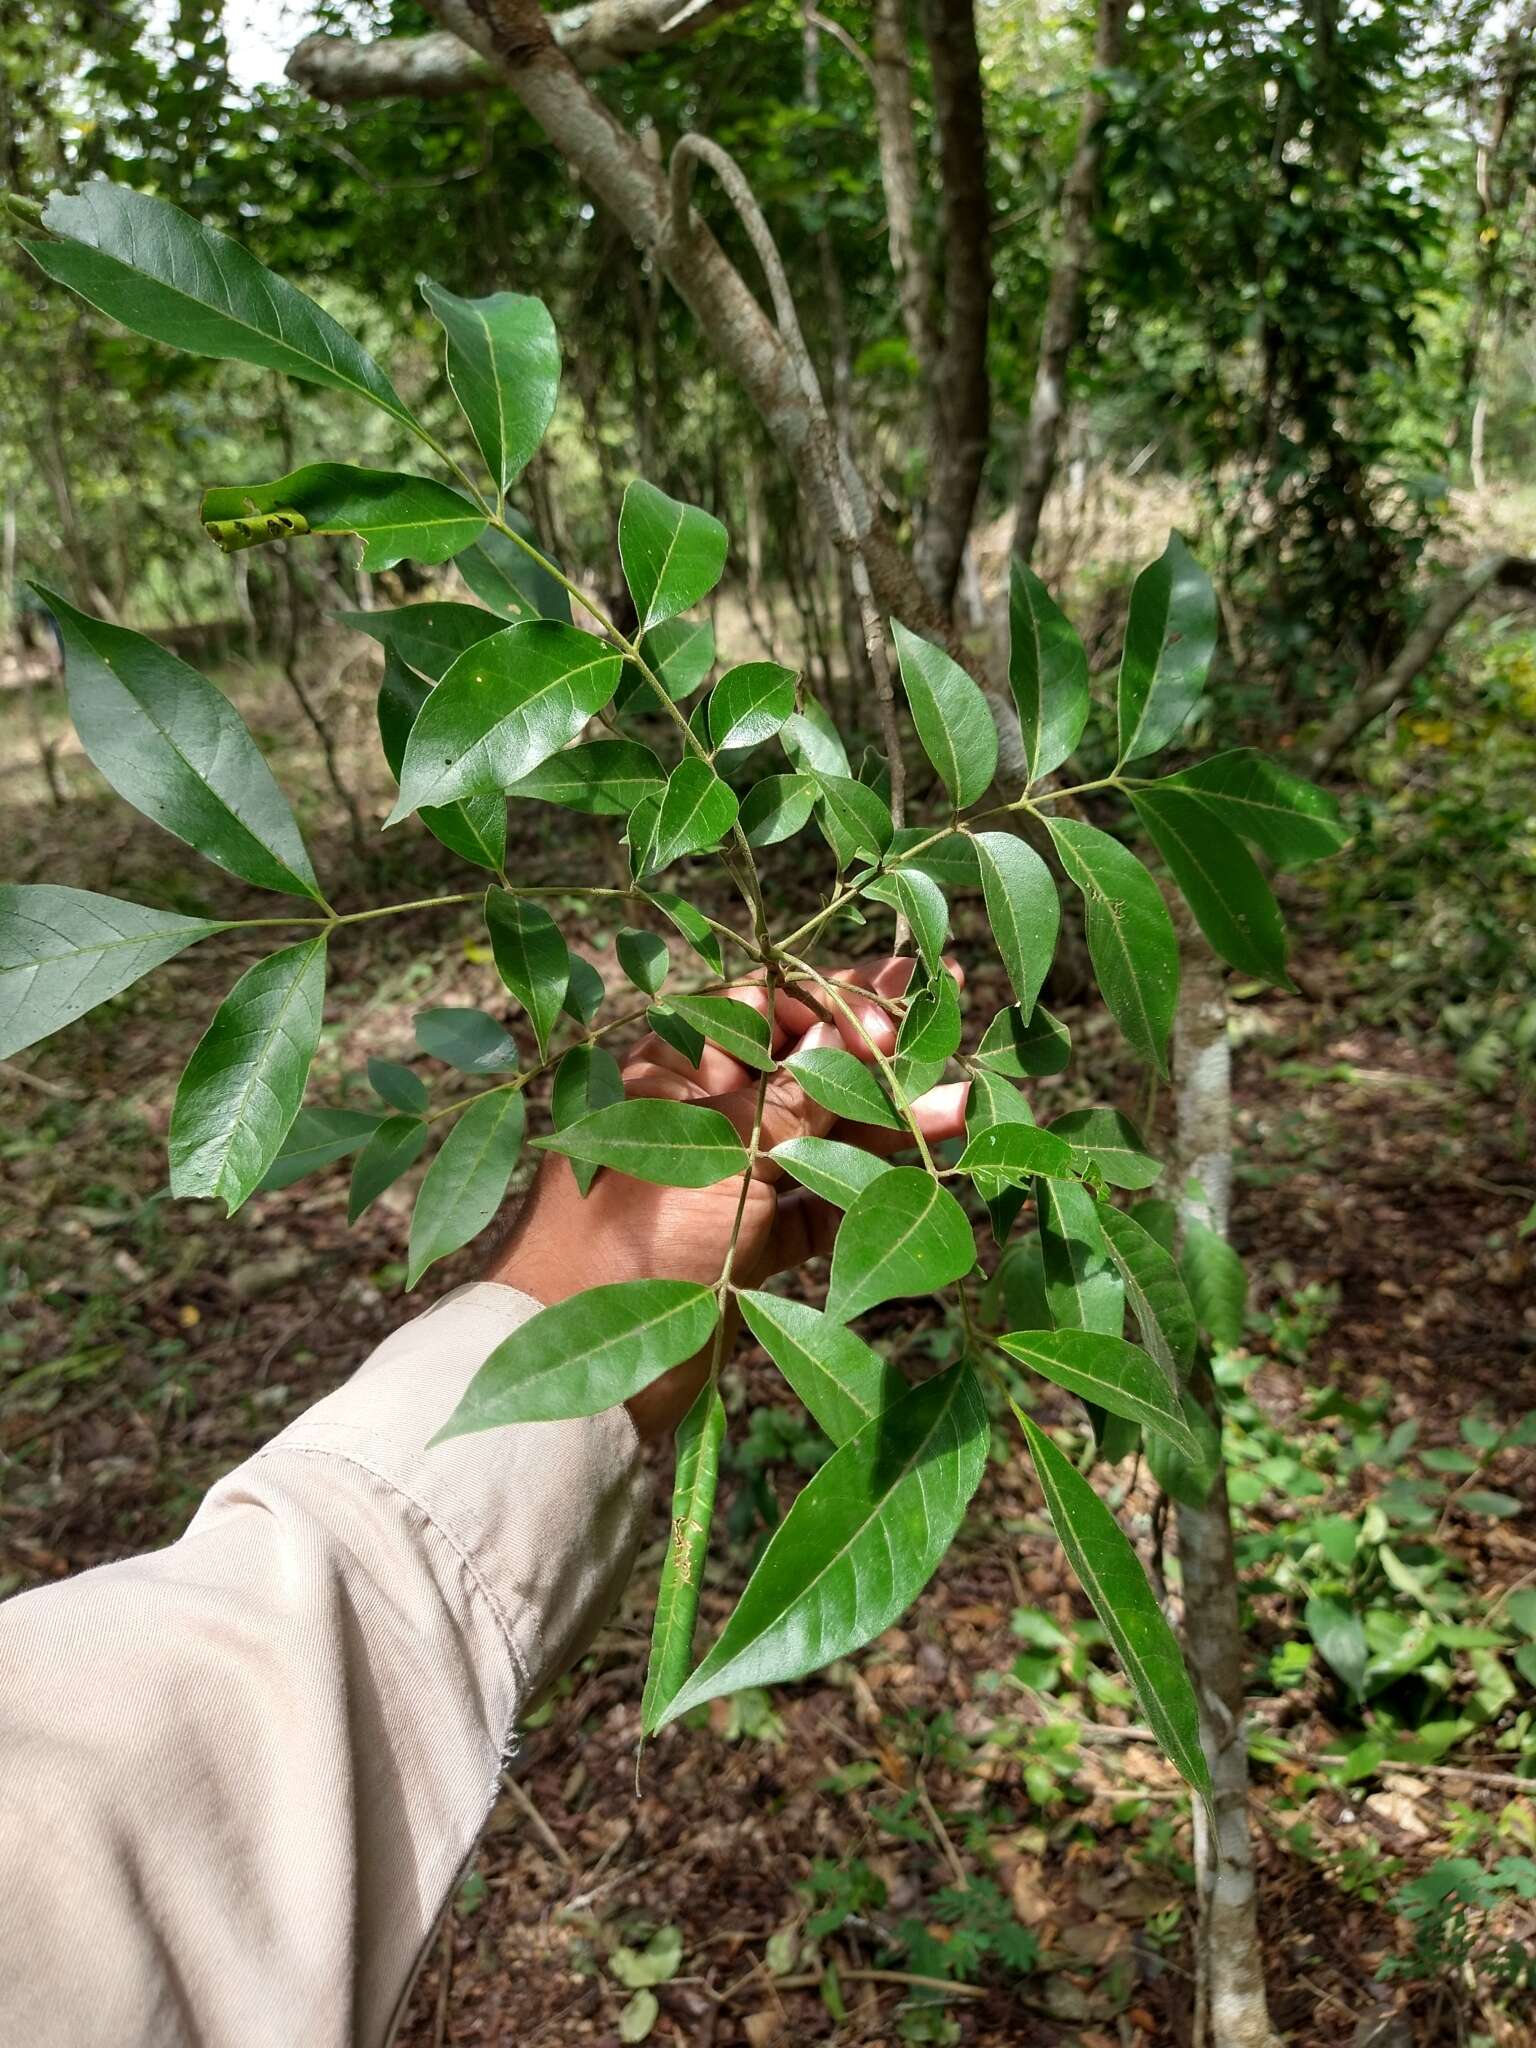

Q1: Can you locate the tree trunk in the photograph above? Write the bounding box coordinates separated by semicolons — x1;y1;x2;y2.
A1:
1172;923;1281;2048
1012;0;1128;566
913;0;992;613
869;0;938;382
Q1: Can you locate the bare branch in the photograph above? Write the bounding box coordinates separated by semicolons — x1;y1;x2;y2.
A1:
666;133;906;826
1307;553;1536;775
288;0;752;101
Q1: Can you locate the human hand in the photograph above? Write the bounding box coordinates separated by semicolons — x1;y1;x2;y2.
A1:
484;956;968;1439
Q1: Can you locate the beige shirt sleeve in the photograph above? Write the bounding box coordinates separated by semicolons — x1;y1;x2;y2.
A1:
0;1281;650;2048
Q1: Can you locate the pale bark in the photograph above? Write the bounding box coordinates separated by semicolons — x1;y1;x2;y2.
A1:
913;0;992;612
1307;551;1536;775
1012;0;1129;566
868;0;938;382
287;0;752;98
1172;922;1281;2048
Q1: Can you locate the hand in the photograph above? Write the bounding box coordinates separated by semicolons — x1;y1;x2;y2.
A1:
485;956;968;1439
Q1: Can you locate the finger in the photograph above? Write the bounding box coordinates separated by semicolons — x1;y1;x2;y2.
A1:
723;974;822;1050
911;1079;970;1143
622;1062;708;1104
627;1029;750;1095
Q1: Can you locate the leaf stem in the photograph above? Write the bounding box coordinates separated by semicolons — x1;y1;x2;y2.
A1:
778;950;934;1172
484;510;773;950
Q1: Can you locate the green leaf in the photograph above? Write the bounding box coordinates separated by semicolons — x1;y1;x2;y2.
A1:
388;622;622;821
1048;1107;1162;1191
1047;818;1178;1077
259;1107;382;1192
1129;1198;1179;1252
1038;1178;1124;1335
619;480;728;633
434;1279;719;1433
767;1136;890;1209
0;886;229;1060
376;649;507;872
407;1087;526;1286
505;740;664;817
457;518;571;623
956;1121;1078;1186
1306;1596;1369;1701
1014;1406;1211;1798
421;280;558;496
619;619;717;716
644;892;725;977
971;832;1059;1018
1180;1220;1247;1349
642;1381;728;1734
863;869;949;980
708;662;797;751
561;954;605;1027
895;972;960;1065
738;1291;901;1446
627;795;662;881
739;774;817;848
813;774;893;863
965;1069;1035;1240
376;651;505;868
782;1047;903;1131
1162;750;1348;870
485;890;570;1059
348;1114;429;1222
41;587;322;903
985;1234;1051;1332
168;937;327;1213
616;927;670;996
610;1925;683;1990
647;1004;706;1068
618;1989;659;2044
973;1004;1071;1077
665;994;775;1072
1131;787;1290;985
998;1331;1198;1455
890;619;998;808
1098;1205;1196;1385
341;602;505;680
1007;558;1090;783
415;1007;519;1074
1145;1390;1223;1509
368;1057;428;1114
1116;533;1217;765
201;466;483;571
29;181;413;428
826;1167;975;1321
651;759;739;867
660;1363;986;1724
538;1098;748;1187
781;701;851;778
552;1043;624;1196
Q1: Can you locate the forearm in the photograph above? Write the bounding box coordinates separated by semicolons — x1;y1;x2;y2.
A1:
0;1282;648;2048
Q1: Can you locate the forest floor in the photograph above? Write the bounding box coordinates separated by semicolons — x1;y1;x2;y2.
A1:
3;626;1535;2048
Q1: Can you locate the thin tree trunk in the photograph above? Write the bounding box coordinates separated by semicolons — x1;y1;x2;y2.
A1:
913;0;992;613
1172;922;1281;2048
1013;0;1129;566
869;0;938;381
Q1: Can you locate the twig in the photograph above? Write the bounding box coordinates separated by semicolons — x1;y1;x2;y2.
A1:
498;1770;576;1871
915;1778;969;1892
0;1060;80;1098
764;1966;985;1999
